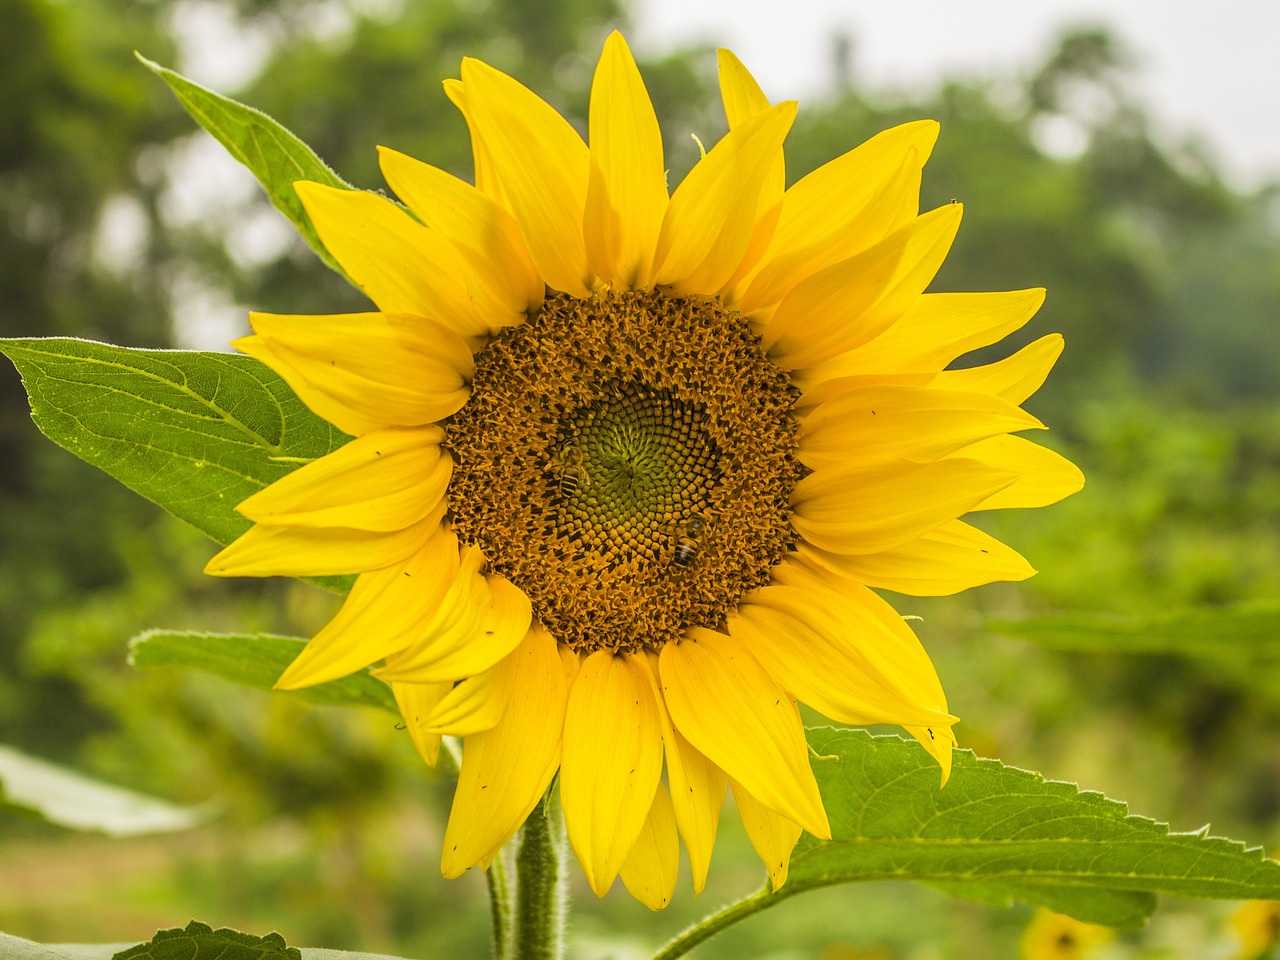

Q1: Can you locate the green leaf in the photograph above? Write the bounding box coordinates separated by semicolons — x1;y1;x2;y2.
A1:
136;54;352;278
0;338;349;551
786;728;1280;929
987;600;1280;656
0;745;209;837
923;880;1154;929
128;630;398;714
112;922;300;960
0;932;412;960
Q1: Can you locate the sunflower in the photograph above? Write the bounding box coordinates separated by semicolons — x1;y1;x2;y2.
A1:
206;32;1083;909
1019;909;1113;960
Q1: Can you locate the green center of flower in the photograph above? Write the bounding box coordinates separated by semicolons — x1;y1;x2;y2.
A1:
444;290;803;655
556;385;718;565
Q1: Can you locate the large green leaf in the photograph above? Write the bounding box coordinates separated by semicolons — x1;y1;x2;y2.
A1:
0;338;349;549
922;880;1153;929
0;929;410;960
113;922;299;960
128;630;397;714
787;728;1280;928
987;600;1280;656
0;745;209;837
136;55;353;278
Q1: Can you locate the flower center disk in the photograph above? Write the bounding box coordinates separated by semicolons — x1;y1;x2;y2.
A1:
445;290;804;655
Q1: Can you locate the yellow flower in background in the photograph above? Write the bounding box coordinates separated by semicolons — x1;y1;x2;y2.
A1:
1231;900;1280;959
206;32;1083;908
1020;910;1113;960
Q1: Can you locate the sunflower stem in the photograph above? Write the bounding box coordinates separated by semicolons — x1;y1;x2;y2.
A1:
648;887;777;960
486;845;514;960
508;797;568;960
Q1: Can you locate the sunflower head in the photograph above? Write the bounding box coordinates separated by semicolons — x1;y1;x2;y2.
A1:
207;32;1083;908
446;288;805;654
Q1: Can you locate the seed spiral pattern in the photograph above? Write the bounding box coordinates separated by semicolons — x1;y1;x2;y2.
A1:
558;386;719;565
444;290;804;654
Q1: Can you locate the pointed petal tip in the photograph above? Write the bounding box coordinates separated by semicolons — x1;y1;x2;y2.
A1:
936;747;954;787
291;179;327;203
202;543;248;578
440;851;468;880
272;659;315;691
587;871;613;898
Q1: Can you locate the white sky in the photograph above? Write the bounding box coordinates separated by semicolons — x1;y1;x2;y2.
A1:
632;0;1280;188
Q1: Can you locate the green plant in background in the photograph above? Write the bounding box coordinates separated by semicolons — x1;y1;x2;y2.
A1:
2;1;1280;960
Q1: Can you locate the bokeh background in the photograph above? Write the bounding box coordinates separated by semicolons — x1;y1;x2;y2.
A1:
2;0;1279;957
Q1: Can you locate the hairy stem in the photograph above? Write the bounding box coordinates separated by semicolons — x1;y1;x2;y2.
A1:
649;887;778;960
486;845;514;960
509;798;568;960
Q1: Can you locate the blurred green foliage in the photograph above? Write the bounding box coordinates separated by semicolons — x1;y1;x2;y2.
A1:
1;1;1278;958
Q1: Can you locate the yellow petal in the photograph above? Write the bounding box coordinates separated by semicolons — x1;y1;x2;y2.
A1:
583;32;668;289
441;625;567;876
905;723;956;786
560;651;664;896
377;146;542;322
741;148;922;320
731;779;803;892
797;520;1036;596
803;288;1047;381
651;101;797;294
643;651;726;895
796;384;1044;470
790;458;1017;555
715;48;784;297
619;781;680;910
930;334;1063;405
459;58;593;296
949;435;1085;510
293;182;487;336
759;560;958;786
559;643;581;693
763;203;963;371
717;48;772;126
274;524;459;688
738;120;939;314
415;664;508;736
795;371;936;412
391;679;450;766
205;504;443;579
731;574;954;729
659;629;829;839
236;311;472;437
442;79;509;208
376;554;532;683
236;427;450;532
